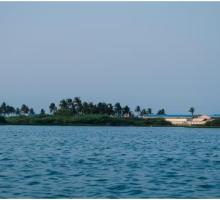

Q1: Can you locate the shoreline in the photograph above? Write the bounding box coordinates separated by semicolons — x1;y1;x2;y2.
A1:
1;123;220;128
1;115;220;128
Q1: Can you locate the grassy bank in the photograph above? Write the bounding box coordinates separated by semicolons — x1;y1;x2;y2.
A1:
0;116;7;124
204;119;220;127
1;114;172;126
2;115;220;127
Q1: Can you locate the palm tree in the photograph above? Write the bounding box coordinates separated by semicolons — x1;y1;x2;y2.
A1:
147;108;152;115
157;109;166;115
11;106;16;115
6;105;15;116
49;103;57;114
82;102;89;114
122;105;130;116
141;109;147;116
66;98;73;110
40;109;46;116
0;102;7;116
20;104;29;115
15;108;20;116
29;108;35;116
189;107;195;117
135;106;141;116
74;97;81;104
59;99;67;110
88;102;96;114
107;103;114;115
97;102;104;114
73;97;82;114
114;102;122;117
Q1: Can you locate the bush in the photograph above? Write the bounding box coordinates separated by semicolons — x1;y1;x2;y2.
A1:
0;116;7;124
6;115;172;126
205;119;220;127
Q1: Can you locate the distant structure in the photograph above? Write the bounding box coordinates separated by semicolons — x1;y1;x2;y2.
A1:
142;114;214;126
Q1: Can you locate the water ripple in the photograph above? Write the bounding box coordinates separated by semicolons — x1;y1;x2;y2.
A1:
0;126;220;198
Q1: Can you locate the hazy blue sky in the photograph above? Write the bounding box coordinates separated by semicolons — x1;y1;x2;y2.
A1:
0;2;220;114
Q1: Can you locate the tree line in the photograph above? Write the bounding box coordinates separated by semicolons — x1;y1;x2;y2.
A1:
0;97;195;117
0;97;169;117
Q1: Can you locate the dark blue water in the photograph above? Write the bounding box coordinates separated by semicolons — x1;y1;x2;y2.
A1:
0;126;220;198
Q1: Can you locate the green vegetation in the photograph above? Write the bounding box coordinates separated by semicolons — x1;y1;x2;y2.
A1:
205;119;220;127
0;98;218;127
6;115;171;126
0;116;6;124
157;108;166;115
0;97;174;126
0;97;157;118
189;107;195;117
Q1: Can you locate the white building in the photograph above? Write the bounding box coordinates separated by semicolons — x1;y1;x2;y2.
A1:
143;114;213;126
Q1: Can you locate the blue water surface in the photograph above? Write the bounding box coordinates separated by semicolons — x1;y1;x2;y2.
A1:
0;126;220;198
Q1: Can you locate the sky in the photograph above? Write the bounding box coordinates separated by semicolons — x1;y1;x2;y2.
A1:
0;2;220;114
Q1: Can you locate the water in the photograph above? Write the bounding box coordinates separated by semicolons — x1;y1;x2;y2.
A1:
0;126;220;198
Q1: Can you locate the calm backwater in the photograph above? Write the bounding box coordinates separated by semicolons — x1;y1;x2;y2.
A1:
0;126;220;198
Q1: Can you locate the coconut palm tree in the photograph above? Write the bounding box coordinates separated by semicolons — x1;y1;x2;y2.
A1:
73;97;82;114
66;98;73;110
49;103;57;114
59;99;67;110
0;102;7;116
147;108;152;115
135;106;141;116
107;103;114;115
123;105;130;115
6;105;15;116
157;109;166;115
20;104;29;115
40;109;46;116
29;108;35;116
15;108;20;116
114;102;122;117
189;107;195;117
88;102;96;114
141;109;147;116
82;102;89;114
